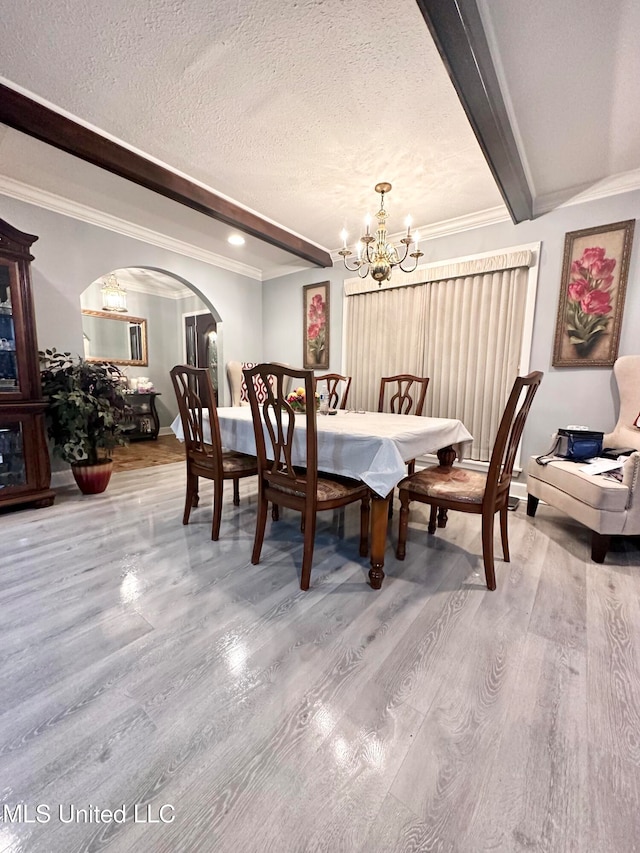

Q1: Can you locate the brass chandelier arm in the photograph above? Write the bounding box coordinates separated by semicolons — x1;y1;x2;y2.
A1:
337;249;364;272
398;248;425;273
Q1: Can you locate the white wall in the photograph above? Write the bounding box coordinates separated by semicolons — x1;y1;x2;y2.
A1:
0;195;263;417
264;190;640;486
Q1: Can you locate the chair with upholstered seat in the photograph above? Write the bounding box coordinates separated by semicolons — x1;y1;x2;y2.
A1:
527;354;640;562
171;365;257;540
378;374;430;475
243;363;370;590
396;371;543;590
315;373;352;410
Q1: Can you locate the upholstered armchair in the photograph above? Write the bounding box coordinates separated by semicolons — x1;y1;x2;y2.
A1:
527;355;640;562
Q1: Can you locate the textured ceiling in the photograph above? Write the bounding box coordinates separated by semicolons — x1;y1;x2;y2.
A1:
1;0;639;279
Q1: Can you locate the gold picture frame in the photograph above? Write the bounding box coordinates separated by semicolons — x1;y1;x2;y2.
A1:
553;219;635;367
303;282;329;370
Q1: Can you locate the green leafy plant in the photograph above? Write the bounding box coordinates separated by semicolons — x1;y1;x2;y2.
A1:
39;348;128;465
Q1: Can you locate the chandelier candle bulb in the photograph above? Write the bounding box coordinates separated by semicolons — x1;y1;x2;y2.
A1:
340;229;348;249
405;215;412;237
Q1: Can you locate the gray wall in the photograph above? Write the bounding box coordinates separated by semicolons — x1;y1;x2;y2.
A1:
0;195;263;427
264;190;640;487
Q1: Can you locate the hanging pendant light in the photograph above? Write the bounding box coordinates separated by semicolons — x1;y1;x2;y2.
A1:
101;273;128;312
338;183;423;285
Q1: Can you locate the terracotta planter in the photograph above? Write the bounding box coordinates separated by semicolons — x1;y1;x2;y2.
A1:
71;460;114;495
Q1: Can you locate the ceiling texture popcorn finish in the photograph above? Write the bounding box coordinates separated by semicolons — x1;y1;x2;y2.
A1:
1;0;640;278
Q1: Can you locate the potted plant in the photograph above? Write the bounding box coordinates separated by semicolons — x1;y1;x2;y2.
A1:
39;348;128;494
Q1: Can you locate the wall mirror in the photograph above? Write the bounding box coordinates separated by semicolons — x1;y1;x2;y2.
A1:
81;309;148;366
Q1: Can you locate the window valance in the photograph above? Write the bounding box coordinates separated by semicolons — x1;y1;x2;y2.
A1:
344;248;534;296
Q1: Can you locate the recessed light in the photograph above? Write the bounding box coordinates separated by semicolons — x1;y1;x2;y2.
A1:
228;234;245;246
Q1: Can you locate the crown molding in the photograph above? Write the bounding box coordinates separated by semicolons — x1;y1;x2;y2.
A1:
0;175;264;280
535;168;640;215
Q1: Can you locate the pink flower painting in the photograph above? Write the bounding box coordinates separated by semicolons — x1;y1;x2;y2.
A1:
303;283;329;368
564;245;616;355
553;220;634;367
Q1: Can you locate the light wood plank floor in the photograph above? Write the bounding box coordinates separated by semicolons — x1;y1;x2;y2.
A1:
1;463;639;852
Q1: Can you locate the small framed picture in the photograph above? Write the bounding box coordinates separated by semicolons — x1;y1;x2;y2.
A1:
303;282;329;370
553;220;635;367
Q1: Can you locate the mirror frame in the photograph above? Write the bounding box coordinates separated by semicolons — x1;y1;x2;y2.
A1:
81;309;148;366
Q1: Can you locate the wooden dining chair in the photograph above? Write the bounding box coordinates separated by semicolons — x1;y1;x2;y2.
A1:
243;363;370;590
315;373;352;410
395;371;543;590
378;374;430;476
170;365;257;540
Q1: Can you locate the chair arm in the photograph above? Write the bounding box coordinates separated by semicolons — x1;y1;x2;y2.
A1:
619;452;640;536
622;452;640;508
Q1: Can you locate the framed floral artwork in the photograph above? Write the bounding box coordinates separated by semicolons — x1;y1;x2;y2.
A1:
303;282;329;369
553;220;635;367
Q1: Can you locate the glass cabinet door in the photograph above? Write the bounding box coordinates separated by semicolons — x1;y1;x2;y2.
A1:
0;422;27;491
0;262;20;395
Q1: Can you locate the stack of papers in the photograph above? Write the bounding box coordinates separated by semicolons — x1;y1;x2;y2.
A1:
578;457;626;476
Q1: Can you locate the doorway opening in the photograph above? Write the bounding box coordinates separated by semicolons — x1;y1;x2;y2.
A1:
183;310;218;402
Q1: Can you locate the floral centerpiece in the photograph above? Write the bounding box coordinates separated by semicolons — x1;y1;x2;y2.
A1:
565;246;616;356
286;386;320;413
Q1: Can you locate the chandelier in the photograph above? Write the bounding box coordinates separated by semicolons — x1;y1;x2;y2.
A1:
338;182;423;284
101;273;128;312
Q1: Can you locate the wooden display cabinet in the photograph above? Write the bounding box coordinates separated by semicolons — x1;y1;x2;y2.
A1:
0;219;55;510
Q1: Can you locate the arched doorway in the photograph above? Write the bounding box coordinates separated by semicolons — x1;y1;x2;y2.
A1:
80;266;222;469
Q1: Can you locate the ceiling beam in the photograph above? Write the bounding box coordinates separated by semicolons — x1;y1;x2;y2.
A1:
0;84;332;268
415;0;533;223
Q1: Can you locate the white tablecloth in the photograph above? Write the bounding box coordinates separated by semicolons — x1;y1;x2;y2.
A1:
171;407;473;497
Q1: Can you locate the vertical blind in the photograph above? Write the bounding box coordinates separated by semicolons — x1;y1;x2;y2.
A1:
344;252;532;461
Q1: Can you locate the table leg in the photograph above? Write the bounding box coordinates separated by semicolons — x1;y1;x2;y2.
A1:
369;492;390;590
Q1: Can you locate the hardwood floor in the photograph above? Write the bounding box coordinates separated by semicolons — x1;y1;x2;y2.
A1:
111;434;185;472
0;463;639;852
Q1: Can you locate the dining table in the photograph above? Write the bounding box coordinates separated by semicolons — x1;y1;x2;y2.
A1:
171;406;473;589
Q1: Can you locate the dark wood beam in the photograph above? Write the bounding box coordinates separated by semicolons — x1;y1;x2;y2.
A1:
0;84;332;268
415;0;533;223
